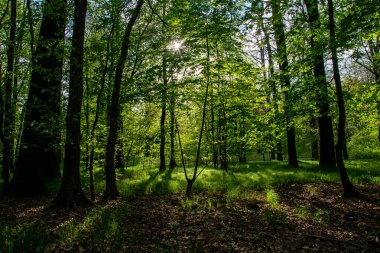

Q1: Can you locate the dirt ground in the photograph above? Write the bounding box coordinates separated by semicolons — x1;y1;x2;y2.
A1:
0;182;379;252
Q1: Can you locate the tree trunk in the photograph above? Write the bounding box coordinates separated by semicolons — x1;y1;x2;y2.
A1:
305;0;336;169
2;0;17;192
115;118;125;171
261;21;283;161
159;2;168;172
54;0;91;208
159;82;167;172
327;0;358;196
169;95;177;169
186;25;211;196
104;0;144;199
211;89;218;168
310;118;319;159
9;0;67;196
271;0;298;167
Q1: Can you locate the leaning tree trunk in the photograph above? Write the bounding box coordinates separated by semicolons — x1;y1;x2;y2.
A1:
2;0;17;192
305;0;336;169
9;0;67;196
271;0;298;167
104;0;144;199
54;0;91;208
327;0;358;197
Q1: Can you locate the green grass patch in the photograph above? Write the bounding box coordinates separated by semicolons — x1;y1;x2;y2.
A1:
79;159;380;199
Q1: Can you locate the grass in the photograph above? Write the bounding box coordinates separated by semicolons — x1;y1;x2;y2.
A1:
77;159;380;198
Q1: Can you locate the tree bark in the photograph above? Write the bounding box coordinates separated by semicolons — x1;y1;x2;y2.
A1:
186;24;211;196
159;1;168;172
310;118;319;159
9;0;67;196
305;0;336;169
159;65;167;172
54;0;91;208
271;0;298;167
169;94;177;169
2;0;17;192
261;20;283;161
104;0;144;199
327;0;358;196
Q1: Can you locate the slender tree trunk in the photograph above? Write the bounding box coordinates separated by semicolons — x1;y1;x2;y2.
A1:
2;0;17;192
54;0;90;208
310;118;319;159
104;0;144;199
87;23;114;202
211;89;218;168
327;0;358;196
159;2;168;172
305;0;336;169
169;94;177;169
271;0;298;167
261;21;283;161
159;73;167;172
186;24;211;196
115;118;125;170
239;123;247;163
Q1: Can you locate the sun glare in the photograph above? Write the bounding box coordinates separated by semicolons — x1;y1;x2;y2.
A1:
168;40;184;51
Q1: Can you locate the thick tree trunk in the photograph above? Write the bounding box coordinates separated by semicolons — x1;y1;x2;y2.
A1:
54;0;91;208
327;0;358;196
271;0;298;167
2;0;17;192
104;0;144;199
305;0;336;169
9;0;66;196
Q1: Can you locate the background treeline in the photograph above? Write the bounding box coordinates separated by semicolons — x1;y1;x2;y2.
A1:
0;0;378;206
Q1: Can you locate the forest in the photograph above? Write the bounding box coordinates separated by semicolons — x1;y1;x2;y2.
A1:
0;0;379;251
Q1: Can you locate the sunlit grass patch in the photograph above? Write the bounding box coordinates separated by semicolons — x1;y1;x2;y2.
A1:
82;159;380;199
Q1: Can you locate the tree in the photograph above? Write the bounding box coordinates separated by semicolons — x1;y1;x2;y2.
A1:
159;0;168;172
9;0;67;196
270;0;298;167
327;0;358;196
54;0;90;208
104;0;144;199
305;0;336;168
2;0;17;192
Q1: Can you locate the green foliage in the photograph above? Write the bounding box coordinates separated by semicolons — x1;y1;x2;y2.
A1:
266;188;279;208
0;221;49;253
295;205;329;223
57;219;79;246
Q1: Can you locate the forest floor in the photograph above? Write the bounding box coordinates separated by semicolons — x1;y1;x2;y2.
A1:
0;182;379;252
